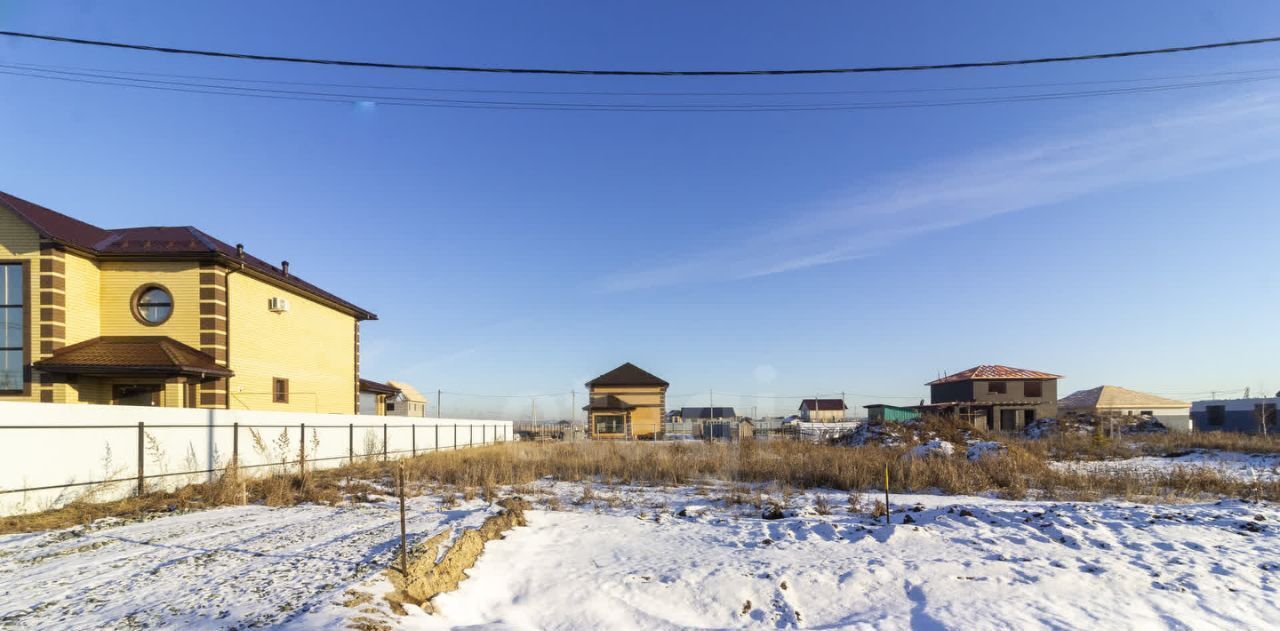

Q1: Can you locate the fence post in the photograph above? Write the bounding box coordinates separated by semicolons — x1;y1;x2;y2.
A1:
383;423;388;461
299;423;307;483
412;424;416;458
453;423;457;451
348;423;354;464
435;424;440;452
232;422;240;470
136;421;145;496
470;424;474;448
397;461;408;575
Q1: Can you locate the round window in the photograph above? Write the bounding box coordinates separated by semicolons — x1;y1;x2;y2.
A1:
133;286;173;325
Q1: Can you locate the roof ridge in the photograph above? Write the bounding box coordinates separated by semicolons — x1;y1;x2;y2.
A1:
155;338;184;366
184;226;221;252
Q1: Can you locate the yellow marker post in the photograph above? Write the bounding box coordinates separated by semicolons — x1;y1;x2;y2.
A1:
884;464;891;526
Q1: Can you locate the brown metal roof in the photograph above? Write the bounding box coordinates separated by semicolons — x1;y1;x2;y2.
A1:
582;394;637;411
358;378;400;395
799;398;847;411
927;365;1062;386
0;191;377;320
586;362;669;388
33;336;234;378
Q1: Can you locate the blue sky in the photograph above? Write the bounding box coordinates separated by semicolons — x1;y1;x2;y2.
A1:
2;2;1279;419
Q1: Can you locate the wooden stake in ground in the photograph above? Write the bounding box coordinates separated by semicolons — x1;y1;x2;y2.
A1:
884;463;890;527
398;461;409;575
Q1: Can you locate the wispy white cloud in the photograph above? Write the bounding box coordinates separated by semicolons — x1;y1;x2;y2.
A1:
598;90;1280;291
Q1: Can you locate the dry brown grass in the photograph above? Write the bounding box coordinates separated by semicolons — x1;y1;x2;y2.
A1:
389;440;1279;503
1019;430;1280;461
7;434;1279;534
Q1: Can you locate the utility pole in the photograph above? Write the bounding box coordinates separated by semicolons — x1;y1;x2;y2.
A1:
437;389;442;418
841;391;847;421
571;390;576;426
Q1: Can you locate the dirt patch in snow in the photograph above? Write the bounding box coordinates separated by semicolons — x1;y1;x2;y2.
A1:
383;497;530;615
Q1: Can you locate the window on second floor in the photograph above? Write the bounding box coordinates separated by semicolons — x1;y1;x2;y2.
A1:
1024;381;1043;398
987;381;1007;394
132;285;173;325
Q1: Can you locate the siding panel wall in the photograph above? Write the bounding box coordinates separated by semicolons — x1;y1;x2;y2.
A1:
98;260;202;346
227;273;356;414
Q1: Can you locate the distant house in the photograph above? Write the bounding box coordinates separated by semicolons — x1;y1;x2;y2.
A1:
358;379;399;416
1191;396;1278;434
799;399;847;422
680;407;737;420
918;365;1061;431
583;362;668;439
1059;385;1191;431
864;404;920;423
386;380;428;417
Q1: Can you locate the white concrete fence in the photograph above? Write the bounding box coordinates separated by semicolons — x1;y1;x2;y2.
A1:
0;401;512;517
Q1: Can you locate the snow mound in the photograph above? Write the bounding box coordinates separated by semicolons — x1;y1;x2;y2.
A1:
908;439;955;459
966;441;1007;461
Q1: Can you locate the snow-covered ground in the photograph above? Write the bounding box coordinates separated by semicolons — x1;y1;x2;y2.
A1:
1052;449;1280;483
0;492;503;630
3;480;1280;630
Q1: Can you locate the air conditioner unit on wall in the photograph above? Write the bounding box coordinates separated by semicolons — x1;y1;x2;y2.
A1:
268;297;290;313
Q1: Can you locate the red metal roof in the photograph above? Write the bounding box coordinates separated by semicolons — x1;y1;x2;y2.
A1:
0;191;376;320
927;365;1062;386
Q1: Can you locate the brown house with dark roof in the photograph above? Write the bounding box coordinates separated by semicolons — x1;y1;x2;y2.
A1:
584;362;668;439
1;191;376;411
918;364;1061;431
798;398;847;422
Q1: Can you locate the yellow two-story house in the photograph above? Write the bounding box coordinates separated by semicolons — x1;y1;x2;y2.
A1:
0;191;377;412
583;363;668;439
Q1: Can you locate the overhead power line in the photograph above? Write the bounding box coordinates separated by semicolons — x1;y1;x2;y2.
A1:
3;64;1276;112
2;30;1279;76
8;59;1280;97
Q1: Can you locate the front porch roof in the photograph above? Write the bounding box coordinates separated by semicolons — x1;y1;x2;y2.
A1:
582;394;636;411
33;336;234;379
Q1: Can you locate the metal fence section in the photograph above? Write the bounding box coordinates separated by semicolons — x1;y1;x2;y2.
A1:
0;401;511;517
